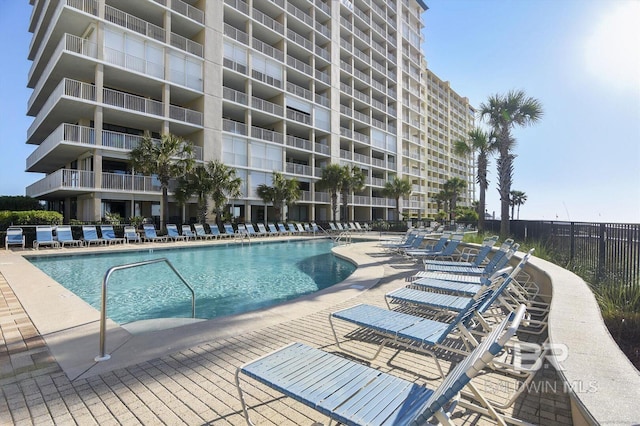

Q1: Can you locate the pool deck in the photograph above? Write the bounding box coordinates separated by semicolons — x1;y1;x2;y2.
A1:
0;236;573;425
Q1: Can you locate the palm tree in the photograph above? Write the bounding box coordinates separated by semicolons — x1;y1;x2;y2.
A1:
479;90;543;238
256;172;302;222
443;177;467;221
382;177;412;221
432;190;450;215
317;164;344;221
129;133;195;229
174;165;215;224
340;165;366;222
207;160;242;227
453;128;497;231
510;190;527;220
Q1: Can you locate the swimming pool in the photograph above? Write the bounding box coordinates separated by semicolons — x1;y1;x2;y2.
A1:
28;240;355;324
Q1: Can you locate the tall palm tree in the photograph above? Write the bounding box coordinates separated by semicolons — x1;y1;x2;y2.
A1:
443;177;467;221
256;172;302;222
340;165;366;222
207;160;242;227
317;164;344;221
129;133;195;229
510;190;527;220
453;128;497;231
382;177;412;221
479;90;543;237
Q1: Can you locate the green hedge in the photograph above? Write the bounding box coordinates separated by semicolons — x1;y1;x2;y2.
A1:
0;210;63;229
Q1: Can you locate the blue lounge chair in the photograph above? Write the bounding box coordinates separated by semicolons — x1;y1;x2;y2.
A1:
413;243;520;280
256;223;269;236
82;225;106;246
33;226;61;249
387;251;534;316
142;224;167;242
329;280;503;377
223;223;235;237
206;223;223;239
181;225;197;240
56;225;83;247
296;223;306;234
277;223;288;235
328;222;338;233
244;223;258;237
194;224;216;239
100;225;125;245
287;223;298;234
267;223;280;236
236;223;248;235
393;233;428;254
124;226;141;243
311;223;320;234
236;305;526;426
5;227;25;250
422;235;500;269
166;224;187;241
406;234;463;260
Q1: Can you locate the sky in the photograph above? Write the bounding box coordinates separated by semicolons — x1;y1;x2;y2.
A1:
0;0;638;223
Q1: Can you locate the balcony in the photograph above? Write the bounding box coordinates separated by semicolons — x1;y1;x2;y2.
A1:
25;169;166;198
286;135;312;151
28;78;203;144
285;162;313;176
27;123;203;173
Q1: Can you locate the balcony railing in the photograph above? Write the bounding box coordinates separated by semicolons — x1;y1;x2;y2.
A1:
315;143;330;155
223;118;248;135
285;162;312;176
30;78;202;137
26;123;94;170
286;135;312;151
286;109;311;125
26;168;176;198
170;0;204;24
26;169;94;197
251;126;284;144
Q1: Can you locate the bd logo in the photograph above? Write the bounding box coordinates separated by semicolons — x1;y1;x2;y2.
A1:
512;342;569;371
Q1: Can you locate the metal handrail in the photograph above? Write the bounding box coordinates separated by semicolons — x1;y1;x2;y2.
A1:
95;258;196;362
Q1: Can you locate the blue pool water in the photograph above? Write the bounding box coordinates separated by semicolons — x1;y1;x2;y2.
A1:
28;240;355;324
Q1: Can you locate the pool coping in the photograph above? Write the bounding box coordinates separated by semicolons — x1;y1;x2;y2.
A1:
0;237;383;380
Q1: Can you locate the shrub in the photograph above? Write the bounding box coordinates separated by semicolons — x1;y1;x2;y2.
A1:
0;210;63;228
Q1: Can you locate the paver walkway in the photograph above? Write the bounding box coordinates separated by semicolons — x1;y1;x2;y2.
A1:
0;241;572;425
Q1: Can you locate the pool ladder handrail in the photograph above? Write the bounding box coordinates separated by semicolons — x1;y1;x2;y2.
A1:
95;258;196;362
334;231;352;245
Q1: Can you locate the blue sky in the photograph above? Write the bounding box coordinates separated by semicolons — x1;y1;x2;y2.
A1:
1;0;638;223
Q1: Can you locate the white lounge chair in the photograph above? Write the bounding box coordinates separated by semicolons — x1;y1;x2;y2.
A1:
33;226;61;249
5;227;25;250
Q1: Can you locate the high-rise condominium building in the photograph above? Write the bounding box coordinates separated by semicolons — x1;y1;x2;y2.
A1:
424;68;475;217
25;0;472;225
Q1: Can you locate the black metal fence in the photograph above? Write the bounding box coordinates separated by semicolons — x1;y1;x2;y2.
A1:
484;220;640;284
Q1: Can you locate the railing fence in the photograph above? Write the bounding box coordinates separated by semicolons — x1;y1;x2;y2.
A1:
484;220;640;284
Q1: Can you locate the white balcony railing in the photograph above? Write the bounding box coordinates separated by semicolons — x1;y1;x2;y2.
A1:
286;135;312;151
285;162;312;176
170;0;204;24
26;169;171;197
26;169;94;197
26;123;94;170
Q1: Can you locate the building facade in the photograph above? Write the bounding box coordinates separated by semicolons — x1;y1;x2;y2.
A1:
25;0;473;225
